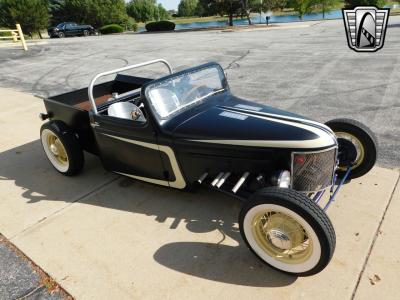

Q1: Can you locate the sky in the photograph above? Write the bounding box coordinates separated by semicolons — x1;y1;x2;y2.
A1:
157;0;180;11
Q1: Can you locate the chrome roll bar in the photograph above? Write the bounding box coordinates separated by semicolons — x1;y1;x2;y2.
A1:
88;59;173;114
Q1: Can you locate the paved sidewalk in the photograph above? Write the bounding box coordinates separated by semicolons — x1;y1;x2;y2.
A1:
0;88;399;299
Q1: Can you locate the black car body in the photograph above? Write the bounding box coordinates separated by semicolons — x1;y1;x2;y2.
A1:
48;22;95;38
39;60;377;276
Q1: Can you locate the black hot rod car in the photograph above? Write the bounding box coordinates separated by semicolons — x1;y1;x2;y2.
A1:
39;60;377;276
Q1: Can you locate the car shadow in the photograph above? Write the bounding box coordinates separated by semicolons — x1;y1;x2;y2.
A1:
0;140;297;287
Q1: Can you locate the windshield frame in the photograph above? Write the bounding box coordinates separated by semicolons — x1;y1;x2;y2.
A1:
142;62;228;123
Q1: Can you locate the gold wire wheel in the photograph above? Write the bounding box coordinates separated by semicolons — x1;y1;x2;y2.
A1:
46;132;69;166
335;131;365;170
252;210;313;264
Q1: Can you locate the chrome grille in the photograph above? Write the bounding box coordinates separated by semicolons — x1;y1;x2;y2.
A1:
291;148;337;192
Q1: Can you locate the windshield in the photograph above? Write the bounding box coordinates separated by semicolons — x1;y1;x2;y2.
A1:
145;65;226;120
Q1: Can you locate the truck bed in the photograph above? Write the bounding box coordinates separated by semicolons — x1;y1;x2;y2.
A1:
42;74;153;154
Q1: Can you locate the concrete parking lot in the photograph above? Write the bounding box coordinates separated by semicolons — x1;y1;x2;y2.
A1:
0;18;400;299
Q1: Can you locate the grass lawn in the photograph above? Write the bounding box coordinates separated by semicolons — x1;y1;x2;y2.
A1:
170;16;245;24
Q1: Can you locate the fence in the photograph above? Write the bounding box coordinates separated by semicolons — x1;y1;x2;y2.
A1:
0;24;27;51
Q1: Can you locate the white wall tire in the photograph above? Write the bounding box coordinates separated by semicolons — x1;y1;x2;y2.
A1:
326;118;377;179
239;187;335;276
41;129;70;173
40;122;84;176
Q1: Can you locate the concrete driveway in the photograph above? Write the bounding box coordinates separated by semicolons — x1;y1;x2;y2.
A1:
0;18;400;299
1;87;399;299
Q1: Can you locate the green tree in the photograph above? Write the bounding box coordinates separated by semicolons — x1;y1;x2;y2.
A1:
48;0;65;25
316;0;340;18
288;0;317;19
206;0;242;26
49;0;129;28
0;0;49;38
344;0;385;8
178;0;198;16
126;0;156;23
157;4;170;20
195;0;215;16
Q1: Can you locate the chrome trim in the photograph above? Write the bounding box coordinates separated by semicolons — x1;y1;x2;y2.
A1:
290;146;338;193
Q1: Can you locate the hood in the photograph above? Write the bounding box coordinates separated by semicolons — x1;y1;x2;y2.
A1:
173;103;336;150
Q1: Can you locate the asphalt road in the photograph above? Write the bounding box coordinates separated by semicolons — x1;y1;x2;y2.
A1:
0;17;399;167
0;235;67;299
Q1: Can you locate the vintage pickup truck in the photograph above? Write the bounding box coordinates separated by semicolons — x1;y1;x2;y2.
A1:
38;59;377;276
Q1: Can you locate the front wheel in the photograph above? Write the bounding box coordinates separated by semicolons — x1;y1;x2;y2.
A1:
326;118;377;179
58;32;65;38
239;187;335;276
83;30;89;36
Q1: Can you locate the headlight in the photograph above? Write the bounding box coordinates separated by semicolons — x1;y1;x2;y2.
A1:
276;170;291;188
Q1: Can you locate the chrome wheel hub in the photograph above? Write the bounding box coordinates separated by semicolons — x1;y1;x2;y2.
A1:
267;229;291;250
50;143;59;155
252;210;313;264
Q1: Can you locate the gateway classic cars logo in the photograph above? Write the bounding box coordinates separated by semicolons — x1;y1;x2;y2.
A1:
342;6;390;52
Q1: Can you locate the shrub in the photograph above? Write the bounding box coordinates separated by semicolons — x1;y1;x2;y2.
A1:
99;24;124;34
145;20;175;32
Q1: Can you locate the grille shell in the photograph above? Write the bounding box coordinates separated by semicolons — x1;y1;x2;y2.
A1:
291;148;337;192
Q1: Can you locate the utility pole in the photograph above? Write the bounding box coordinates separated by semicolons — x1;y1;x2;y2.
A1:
260;0;263;24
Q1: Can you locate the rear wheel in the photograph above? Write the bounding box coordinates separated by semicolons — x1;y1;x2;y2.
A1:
40;121;84;176
83;30;89;36
239;187;335;276
326;118;377;179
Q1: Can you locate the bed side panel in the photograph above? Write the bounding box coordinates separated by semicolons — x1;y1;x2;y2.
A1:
43;99;98;154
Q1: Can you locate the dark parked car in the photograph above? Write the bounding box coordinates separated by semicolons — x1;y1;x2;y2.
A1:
48;22;95;38
38;60;377;276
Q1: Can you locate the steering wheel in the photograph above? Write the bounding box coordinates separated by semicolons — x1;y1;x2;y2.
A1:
182;85;212;102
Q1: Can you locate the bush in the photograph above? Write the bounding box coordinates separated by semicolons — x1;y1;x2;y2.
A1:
99;24;124;34
145;20;175;32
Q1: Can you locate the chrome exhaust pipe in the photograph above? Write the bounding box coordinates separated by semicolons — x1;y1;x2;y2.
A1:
211;172;224;186
197;172;208;184
232;172;250;193
216;172;231;188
